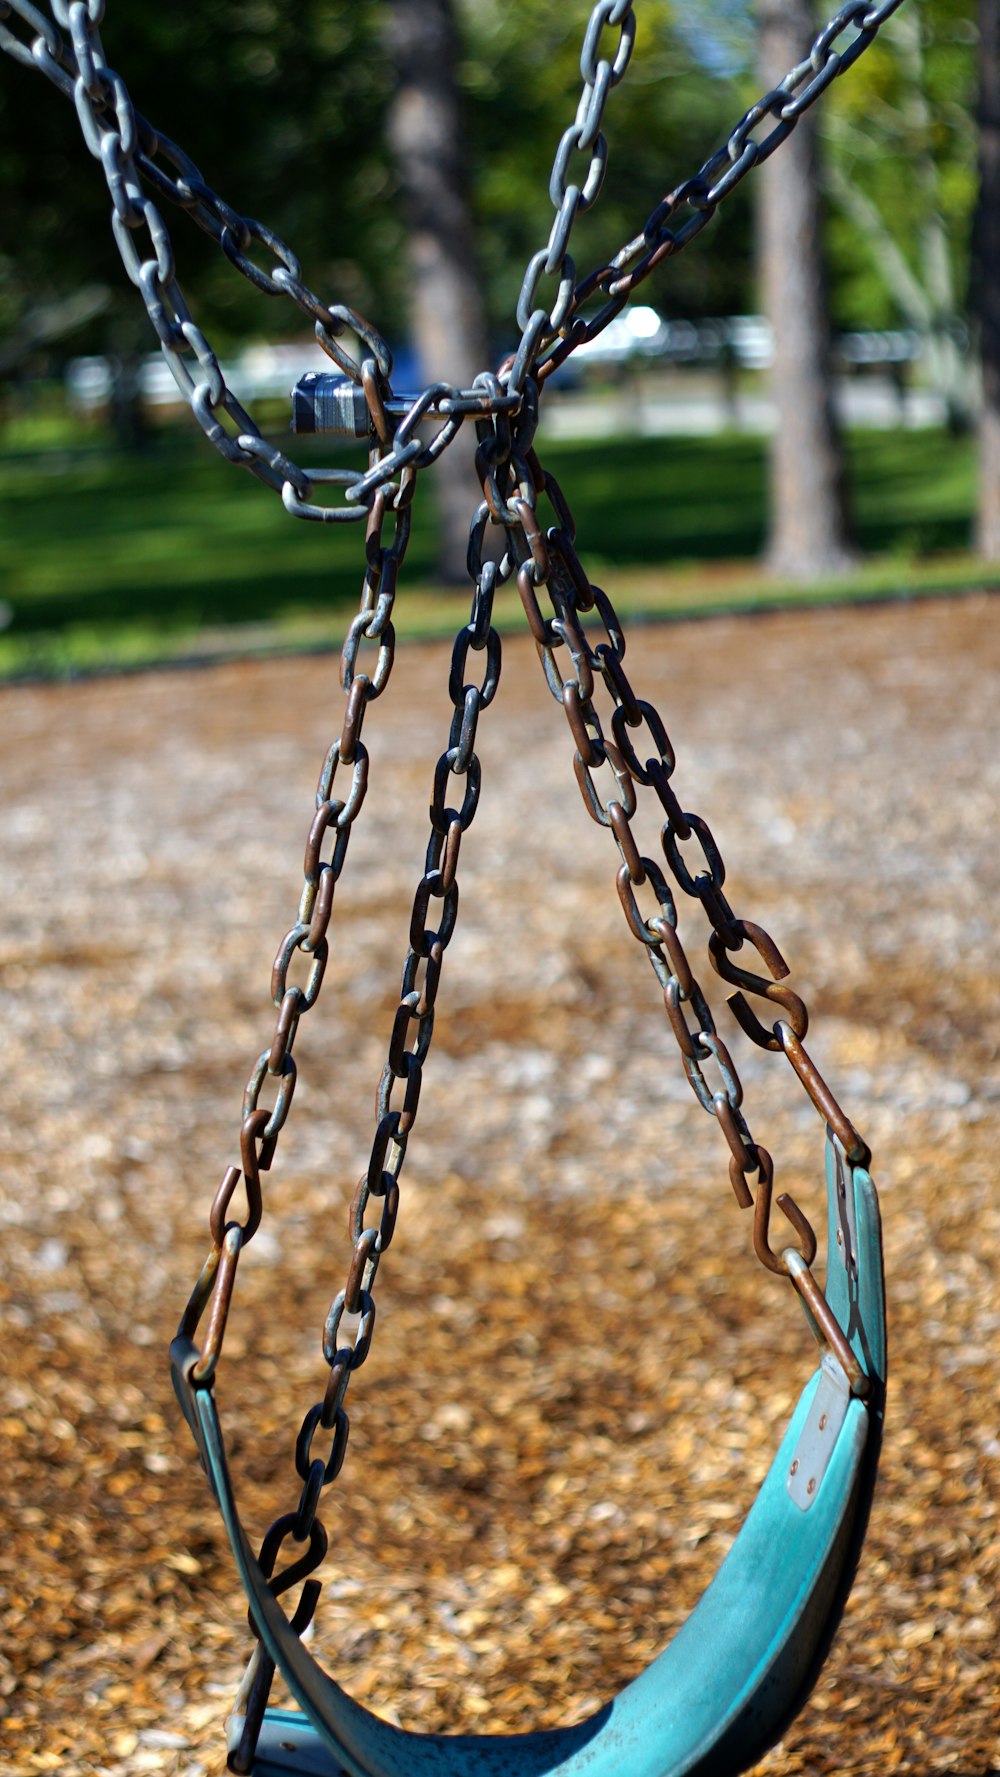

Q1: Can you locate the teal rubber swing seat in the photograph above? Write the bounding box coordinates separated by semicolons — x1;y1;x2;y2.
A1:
172;1131;885;1777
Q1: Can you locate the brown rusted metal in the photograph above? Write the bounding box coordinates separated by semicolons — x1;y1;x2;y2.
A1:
714;1094;754;1168
784;1252;870;1398
648;915;695;1000
268;988;301;1075
178;1246;222;1346
607;799;645;884
339;674;369;765
724;1149;756;1211
192;1226;242;1386
304;869;336;953
708;921;809;1051
597;643;642;728
512;496;551;585
645;755;691;842
361;357;393;451
573;738;637;828
563;681;602;767
350;1173;399;1254
344;1229;379;1316
209;1165;248;1249
663;978;698;1060
517;562;554;649
749;1149;818;1275
610;697;676;786
616;860;676;949
778;1023;871;1167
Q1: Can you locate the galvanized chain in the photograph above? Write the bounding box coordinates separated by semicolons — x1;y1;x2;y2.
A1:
506;445;870;1388
1;0;906;462
507;0;636;396
0;0;521;519
517;0;908;387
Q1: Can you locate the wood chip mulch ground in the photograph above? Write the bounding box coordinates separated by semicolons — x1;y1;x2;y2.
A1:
0;593;997;1777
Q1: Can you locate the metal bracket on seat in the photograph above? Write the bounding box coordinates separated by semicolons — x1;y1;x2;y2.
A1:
832;1133;859;1283
786;1353;852;1511
252;1710;351;1775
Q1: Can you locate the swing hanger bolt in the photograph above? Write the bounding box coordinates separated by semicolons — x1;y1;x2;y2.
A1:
290;373;520;438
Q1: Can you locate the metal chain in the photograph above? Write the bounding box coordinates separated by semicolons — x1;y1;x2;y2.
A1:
506;444;870;1390
1;0;906;468
176;474;416;1382
507;0;636;395
0;0;520;518
517;0;908;387
173;459;419;1764
179;391;529;1770
212;388;874;1763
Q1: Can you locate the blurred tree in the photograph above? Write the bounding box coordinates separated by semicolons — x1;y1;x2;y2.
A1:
385;0;488;582
0;3;756;369
459;0;752;346
0;6;398;373
757;0;853;579
974;0;1000;556
822;0;977;430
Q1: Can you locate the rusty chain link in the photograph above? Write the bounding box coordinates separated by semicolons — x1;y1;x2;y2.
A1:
176;480;417;1397
508;446;871;1342
0;0;900;1760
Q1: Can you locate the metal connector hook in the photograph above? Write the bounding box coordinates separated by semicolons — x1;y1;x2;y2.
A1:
748;1146;818;1275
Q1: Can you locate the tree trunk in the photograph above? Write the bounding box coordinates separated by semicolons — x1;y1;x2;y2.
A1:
757;0;854;579
892;5;971;436
385;0;490;584
975;0;1000;559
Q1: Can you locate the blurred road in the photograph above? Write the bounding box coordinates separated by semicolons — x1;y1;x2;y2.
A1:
544;374;947;438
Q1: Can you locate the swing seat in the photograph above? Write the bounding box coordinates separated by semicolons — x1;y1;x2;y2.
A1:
173;1136;884;1777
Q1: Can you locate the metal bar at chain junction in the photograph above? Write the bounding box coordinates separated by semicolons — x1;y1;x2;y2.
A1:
0;0;907;486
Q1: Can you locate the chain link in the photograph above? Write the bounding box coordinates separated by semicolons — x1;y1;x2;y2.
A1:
177;401;526;1770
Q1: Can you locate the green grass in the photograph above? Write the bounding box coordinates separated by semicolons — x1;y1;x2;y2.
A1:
0;419;991;680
